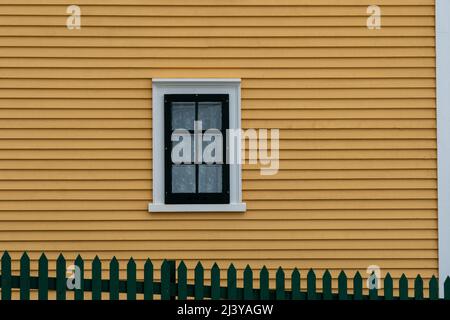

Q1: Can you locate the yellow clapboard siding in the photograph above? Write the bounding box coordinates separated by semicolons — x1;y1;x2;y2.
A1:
242;108;436;118
243;99;437;109
0;47;435;58
0;239;438;251
0;179;436;190
0;78;437;89
0;129;153;138
0;5;435;17
0;248;439;259
0;199;436;211
0;98;153;108
0;57;436;68
246;199;436;210
0;88;149;98
0;219;437;231
0;87;429;99
0;139;437;149
0;180;151;189
243;119;436;129
0;109;150;118
0;119;437;129
244;190;437;200
247;159;437;170
0;0;436;5
273;150;436;159
0;26;435;37
0;128;436;139
0;1;438;295
0;170;153;180
277;129;437;139
244;169;437;179
243;88;436;99
0;119;151;128
243;179;436;190
0;16;436;27
0;88;435;99
0;68;435;78
0;159;436;170
0;88;436;99
0;37;435;48
243;78;437;89
0;209;437;221
0;159;153;170
0;108;150;119
0;229;436;241
0;189;437;201
0;209;437;222
0;169;436;181
0;150;152;159
255;139;437;149
0;98;436;109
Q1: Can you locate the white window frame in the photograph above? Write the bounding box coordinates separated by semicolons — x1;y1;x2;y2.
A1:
148;78;246;212
436;0;450;297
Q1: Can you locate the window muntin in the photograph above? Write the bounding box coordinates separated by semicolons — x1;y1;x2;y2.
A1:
164;94;230;204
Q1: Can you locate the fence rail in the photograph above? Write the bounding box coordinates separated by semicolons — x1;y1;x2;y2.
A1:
1;252;449;300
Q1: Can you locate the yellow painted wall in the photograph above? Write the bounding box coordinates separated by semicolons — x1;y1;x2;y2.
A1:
0;0;437;297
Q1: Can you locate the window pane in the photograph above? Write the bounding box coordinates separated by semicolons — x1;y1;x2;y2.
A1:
171;133;194;164
171;102;195;130
172;165;196;193
198;165;222;193
198;102;222;130
202;132;223;164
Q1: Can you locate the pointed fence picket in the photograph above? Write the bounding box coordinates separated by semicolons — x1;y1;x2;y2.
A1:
92;256;101;300
176;261;186;300
109;257;119;300
38;253;48;301
291;268;302;300
194;262;204;300
243;265;253;300
211;263;220;300
384;273;393;300
1;251;449;301
227;263;237;299
74;255;84;300
56;254;66;300
353;272;363;300
338;271;348;300
19;253;30;301
259;266;269;300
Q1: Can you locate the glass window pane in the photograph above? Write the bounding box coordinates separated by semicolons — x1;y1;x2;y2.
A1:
198;165;222;193
202;131;223;164
171;133;194;164
171;102;195;130
172;165;196;193
198;102;222;130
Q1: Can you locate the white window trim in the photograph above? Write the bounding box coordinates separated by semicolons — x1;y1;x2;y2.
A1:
148;78;246;213
436;0;450;297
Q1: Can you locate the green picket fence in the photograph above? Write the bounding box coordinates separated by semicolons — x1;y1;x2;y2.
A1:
1;251;450;300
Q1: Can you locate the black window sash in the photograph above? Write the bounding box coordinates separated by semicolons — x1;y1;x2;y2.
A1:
164;94;230;204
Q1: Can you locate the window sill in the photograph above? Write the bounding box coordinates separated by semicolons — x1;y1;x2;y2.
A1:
148;203;247;213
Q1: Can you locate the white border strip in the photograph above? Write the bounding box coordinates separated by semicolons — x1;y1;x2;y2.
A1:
149;204;247;212
436;0;450;297
153;78;242;83
149;78;246;213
